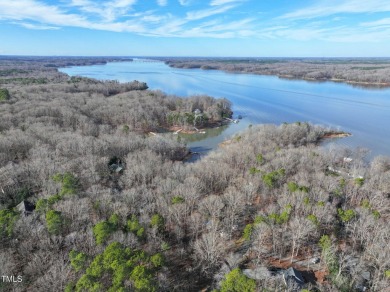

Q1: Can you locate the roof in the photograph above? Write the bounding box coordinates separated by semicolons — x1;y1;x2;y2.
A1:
283;267;305;286
109;163;124;173
16;200;35;213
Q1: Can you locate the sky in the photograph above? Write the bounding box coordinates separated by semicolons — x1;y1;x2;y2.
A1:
1;0;390;57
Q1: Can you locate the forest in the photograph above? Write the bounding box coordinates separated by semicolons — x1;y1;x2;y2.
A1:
163;57;390;88
0;57;389;292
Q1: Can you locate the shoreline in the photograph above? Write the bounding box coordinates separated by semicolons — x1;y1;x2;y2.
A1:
166;120;227;135
320;131;352;139
219;130;352;148
164;60;390;88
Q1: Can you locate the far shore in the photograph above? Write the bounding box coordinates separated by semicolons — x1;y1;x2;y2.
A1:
163;58;390;88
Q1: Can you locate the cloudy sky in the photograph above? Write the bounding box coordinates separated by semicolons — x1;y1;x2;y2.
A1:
1;0;390;56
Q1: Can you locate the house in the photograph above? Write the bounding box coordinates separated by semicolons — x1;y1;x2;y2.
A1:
109;164;123;173
108;157;124;174
283;267;305;291
16;200;35;216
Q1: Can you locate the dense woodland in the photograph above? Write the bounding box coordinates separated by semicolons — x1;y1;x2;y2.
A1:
163;58;390;87
0;57;389;292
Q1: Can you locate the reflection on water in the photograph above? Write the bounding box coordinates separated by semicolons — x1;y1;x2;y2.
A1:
60;60;390;158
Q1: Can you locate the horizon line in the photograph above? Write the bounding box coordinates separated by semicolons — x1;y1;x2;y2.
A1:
1;54;390;59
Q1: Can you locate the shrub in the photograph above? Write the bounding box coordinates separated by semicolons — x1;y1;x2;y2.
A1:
339;178;346;188
75;274;103;292
130;265;155;290
287;181;299;192
136;227;145;238
337;208;356;223
243;224;253;241
372;210;381;219
46;210;64;235
161;242;170;251
150;253;164;268
93;221;115;244
262;169;285;188
133;277;156;292
299;185;309;193
171;196;185;204
36;194;63;214
354;177;364;187
52;172;79;196
108;214;120;228
127;215;142;233
0;209;19;238
254;215;265;224
122;125;130;134
319;235;332;251
126;215;146;239
256;153;263;163
70;250;88;272
35;198;49;213
47;194;62;205
307;214;319;226
219;268;256;292
150;214;165;231
360;199;371;209
268;204;292;225
249;167;260;175
64;283;74;292
0;88;10;101
288;182;309;193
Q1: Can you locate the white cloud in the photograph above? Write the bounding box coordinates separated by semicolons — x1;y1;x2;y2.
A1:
0;0;146;33
210;0;244;6
157;0;168;6
280;0;390;20
251;22;390;43
16;22;60;30
178;0;192;6
198;18;253;32
141;14;166;23
110;0;137;8
0;0;253;38
6;0;388;42
0;0;89;26
361;18;390;28
68;0;137;21
274;28;331;41
186;5;235;20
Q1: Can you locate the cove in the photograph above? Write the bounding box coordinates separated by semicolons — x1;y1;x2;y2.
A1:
59;59;390;159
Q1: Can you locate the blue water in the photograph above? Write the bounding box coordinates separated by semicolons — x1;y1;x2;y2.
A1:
60;59;390;158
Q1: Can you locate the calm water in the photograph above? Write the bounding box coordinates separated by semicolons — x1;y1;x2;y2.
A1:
60;59;390;158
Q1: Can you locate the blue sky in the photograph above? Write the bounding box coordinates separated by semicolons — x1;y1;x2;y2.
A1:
1;0;390;56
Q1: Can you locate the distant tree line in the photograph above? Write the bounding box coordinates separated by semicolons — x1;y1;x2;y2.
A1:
164;58;390;87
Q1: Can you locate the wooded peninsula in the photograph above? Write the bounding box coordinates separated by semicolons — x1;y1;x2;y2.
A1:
0;57;389;292
162;57;390;88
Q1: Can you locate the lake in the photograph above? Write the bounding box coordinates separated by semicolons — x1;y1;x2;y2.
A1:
59;59;390;159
